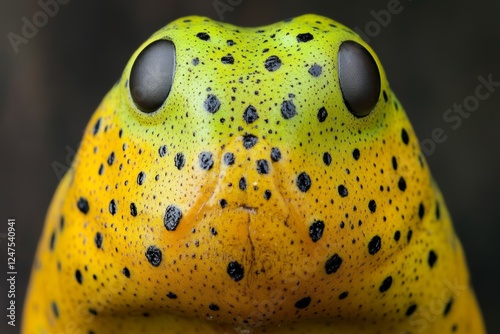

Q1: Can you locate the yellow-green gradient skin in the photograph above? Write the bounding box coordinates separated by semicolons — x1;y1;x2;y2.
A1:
23;14;485;334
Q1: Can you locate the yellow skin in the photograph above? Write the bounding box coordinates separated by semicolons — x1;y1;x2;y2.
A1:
23;14;485;334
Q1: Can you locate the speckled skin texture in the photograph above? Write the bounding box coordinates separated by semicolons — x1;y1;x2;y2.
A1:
22;14;485;334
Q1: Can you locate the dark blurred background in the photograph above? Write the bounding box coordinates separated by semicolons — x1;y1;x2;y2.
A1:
1;1;499;333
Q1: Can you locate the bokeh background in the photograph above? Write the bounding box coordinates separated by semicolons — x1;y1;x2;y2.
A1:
1;0;499;333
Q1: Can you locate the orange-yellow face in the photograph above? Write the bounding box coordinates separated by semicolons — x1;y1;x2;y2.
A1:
23;14;484;334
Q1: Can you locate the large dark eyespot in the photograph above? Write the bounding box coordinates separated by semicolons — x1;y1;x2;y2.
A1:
130;40;175;113
338;41;381;118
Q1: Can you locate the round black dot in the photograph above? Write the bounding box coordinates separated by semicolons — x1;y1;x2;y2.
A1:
109;199;117;215
219;199;227;208
192;57;199;65
204;94;221;114
174;152;185;170
166;292;177;299
94;232;103;249
401;128;409;145
107;152;115;166
98;164;104;175
428;250;438;268
158;145;167;157
418;202;425;219
242;134;258;149
264;55;282;71
221;54;234;64
243;105;259;124
256;159;270;174
209;303;220;311
394;230;401;241
51;301;59;318
392;156;398;170
227;261;244;281
137;172;145;185
264;190;272;200
338;291;349;300
77;197;89;214
199;151;214;170
270;147;282;162
130;202;137;217
398;177;407;191
379;276;393;292
75;269;83;284
323;152;332;166
210;227;218;236
368;235;382;255
406;304;417;316
352;148;360;160
281;100;297;119
227;39;235;46
296;172;312;192
317;107;328;122
145;246;162;267
325;253;342;274
338;185;348;197
122;267;130;278
239;177;247;191
368;200;376;213
89;308;97;316
309;220;325;242
297;33;314;42
294;296;311;309
196;32;210;41
223;152;235;165
443;298;453;316
164;205;182;231
407;229;413;243
308;63;322;77
93;118;101;135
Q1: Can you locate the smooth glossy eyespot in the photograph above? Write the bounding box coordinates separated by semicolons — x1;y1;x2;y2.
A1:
130;40;176;113
338;41;381;118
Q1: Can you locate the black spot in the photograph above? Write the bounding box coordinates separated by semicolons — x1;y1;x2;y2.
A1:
219;199;227;208
256;159;270;174
145;246;162;267
210;227;218;236
418;202;425;219
401;128;409;145
392;156;398;170
270;147;282;162
242;134;258;149
130;202;137;217
227;39;235;46
428;250;438;268
317;107;328;122
323;152;332;166
204;94;221;114
93;118;101;135
98;164;104;175
209;303;220;311
383;90;388;102
107;152;115;166
264;55;282;71
192;57;199;65
407;229;413;243
338;291;349;300
196;32;210;41
394;230;401;241
379;276;393;292
164;205;182;231
109;199;117;215
166;292;177;299
294;297;311;309
199;151;214;170
452;324;458;332
309;220;325;242
239;177;247;190
51;301;59;318
436;202;441;220
443;298;454;316
406;304;417;316
174;153;185;170
89;308;97;316
49;231;56;251
75;269;83;284
122;267;130;278
227;261;244;281
325;254;342;274
398;177;407;191
296;172;312;192
77;197;89;214
353;148;360;161
338;185;348;197
137;172;145;185
224;152;235;165
221;54;234;64
264;190;272;200
368;235;382;255
297;33;314;42
158;145;167;157
243;105;259;124
94;232;103;249
368;199;376;213
308;63;322;77
281;100;297;119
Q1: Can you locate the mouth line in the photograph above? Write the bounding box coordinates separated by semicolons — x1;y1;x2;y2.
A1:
239;204;258;214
